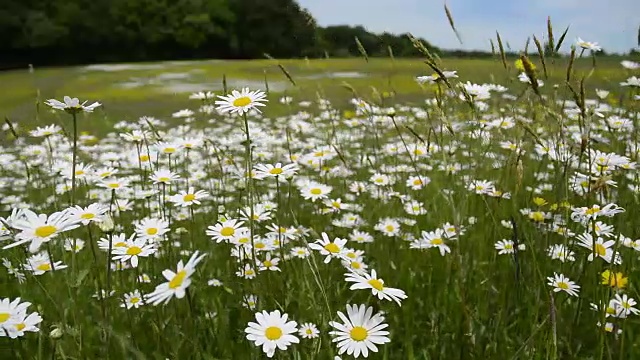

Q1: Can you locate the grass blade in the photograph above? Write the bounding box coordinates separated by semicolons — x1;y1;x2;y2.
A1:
547;17;555;55
444;3;463;44
355;36;370;62
264;53;297;86
554;25;570;53
4;117;18;138
496;31;508;69
533;35;548;79
566;46;576;83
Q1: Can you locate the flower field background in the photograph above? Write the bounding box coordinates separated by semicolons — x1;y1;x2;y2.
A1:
1;42;640;359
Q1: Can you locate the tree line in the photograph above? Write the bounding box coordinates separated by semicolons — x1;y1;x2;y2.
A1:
2;0;632;69
0;0;448;68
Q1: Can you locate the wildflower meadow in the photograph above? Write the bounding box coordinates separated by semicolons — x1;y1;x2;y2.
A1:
2;31;640;360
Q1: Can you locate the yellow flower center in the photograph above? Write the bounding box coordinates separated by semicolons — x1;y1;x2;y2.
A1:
368;279;384;291
351;261;361;269
146;228;158;235
595;244;607;256
0;313;9;323
233;97;252;107
350;326;368;341
169;270;187;289
558;282;569;290
75;170;85;175
310;188;322;195
238;237;249;244
505;244;514;250
100;172;111;177
108;183;120;189
431;238;443;245
140;155;150;162
255;243;266;249
163;148;176;154
269;168;283;175
346;252;356;259
413;179;423;186
130;297;140;304
81;213;95;220
37;263;52;272
265;326;283;340
35;225;57;238
183;194;196;202
332;201;341;208
126;246;142;255
158;177;170;182
114;242;127;247
324;243;340;253
385;225;395;232
305;329;313;335
263;260;273;267
586;208;600;215
220;227;235;237
15;323;26;331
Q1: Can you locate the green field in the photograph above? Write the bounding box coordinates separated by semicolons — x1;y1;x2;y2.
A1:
1;55;640;359
0;57;632;129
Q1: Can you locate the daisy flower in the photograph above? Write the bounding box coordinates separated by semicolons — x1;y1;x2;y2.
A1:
576;233;621;264
328;304;390;358
63;239;85;253
189;91;215;100
244;310;299;358
145;251;207;306
4;209;80;253
121;290;145;309
257;253;281;272
150;169;180;185
547;273;580;297
0;298;32;337
254;163;299;179
290;246;310;259
206;219;248;243
298;322;320;339
374;218;401;237
215;88;268;115
612;294;640;316
299;182;332;202
169;187;209;207
134;217;170;241
344;269;407;306
97;177;131;192
576;37;602;52
67;203;110;225
5;310;43;339
45;96;101;113
24;252;67;275
308;232;348;263
111;238;157;267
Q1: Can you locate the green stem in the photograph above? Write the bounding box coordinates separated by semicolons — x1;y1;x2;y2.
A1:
71;112;78;205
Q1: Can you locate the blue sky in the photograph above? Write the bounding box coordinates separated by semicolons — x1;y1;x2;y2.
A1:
297;0;639;54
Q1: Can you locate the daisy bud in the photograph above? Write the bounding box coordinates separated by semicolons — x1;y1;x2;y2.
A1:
98;215;115;233
50;327;63;339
